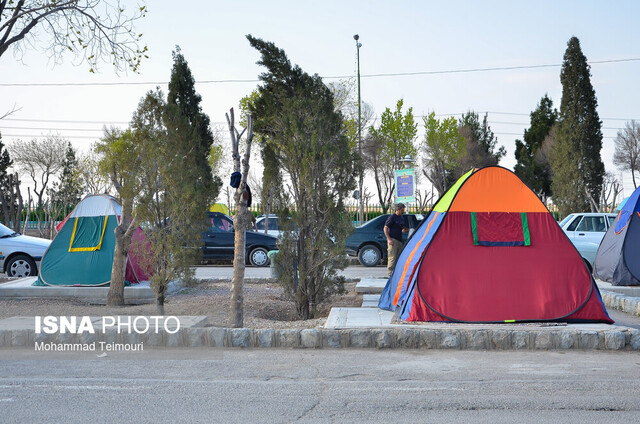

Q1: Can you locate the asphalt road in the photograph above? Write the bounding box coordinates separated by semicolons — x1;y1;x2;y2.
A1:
1;349;639;423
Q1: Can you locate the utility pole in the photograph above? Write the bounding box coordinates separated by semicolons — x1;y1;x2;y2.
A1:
354;34;364;224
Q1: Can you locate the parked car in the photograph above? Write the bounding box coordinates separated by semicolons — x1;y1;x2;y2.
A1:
254;214;282;237
559;212;617;271
345;214;424;266
0;223;51;277
202;212;277;267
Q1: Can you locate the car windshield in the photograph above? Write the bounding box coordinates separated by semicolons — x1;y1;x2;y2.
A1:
0;223;17;238
558;214;575;227
356;215;386;229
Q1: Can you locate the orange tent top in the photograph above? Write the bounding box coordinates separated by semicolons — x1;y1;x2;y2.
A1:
448;167;548;213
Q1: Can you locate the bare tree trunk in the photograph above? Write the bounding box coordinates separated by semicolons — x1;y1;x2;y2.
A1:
358;173;365;224
226;108;254;328
23;190;31;234
156;295;165;315
264;188;272;234
107;200;136;307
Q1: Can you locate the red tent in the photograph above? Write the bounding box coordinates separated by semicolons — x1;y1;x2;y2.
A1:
382;167;613;324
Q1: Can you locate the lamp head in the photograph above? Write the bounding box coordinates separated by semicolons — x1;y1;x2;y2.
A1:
353;34;359;41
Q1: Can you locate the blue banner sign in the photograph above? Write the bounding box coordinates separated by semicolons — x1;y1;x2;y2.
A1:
395;168;415;203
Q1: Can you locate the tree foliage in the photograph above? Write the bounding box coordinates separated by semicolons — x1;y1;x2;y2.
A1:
51;142;83;208
167;46;220;201
0;0;148;73
365;99;417;212
421;112;465;197
96;52;214;308
246;35;357;319
96;126;142;306
551;36;604;216
458;111;505;170
239;90;285;214
514;95;558;200
0;131;21;230
613;120;640;189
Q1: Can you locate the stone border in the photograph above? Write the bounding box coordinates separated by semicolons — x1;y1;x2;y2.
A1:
602;291;640;317
2;326;638;350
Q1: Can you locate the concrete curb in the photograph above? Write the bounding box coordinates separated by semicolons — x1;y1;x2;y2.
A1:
602;291;640;317
2;325;638;350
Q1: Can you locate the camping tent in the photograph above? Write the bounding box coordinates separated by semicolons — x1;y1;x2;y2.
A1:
209;203;230;215
378;166;613;324
593;186;640;286
35;194;151;287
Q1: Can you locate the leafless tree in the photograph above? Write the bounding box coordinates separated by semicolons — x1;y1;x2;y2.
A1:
362;131;395;212
0;0;147;73
226;108;254;328
77;149;114;195
0;104;21;120
329;79;376;223
8;134;68;207
415;188;435;214
613;120;640;189
586;172;621;213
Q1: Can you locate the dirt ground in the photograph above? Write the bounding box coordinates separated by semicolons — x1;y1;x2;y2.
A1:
0;279;363;329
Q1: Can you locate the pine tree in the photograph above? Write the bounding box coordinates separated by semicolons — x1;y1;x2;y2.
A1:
514;95;558;199
247;35;357;319
551;37;605;216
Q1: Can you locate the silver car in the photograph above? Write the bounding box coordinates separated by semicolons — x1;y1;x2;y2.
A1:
0;223;51;277
559;212;616;271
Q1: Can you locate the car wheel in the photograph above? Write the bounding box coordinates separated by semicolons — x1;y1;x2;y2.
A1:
358;245;381;267
6;255;37;277
248;247;270;267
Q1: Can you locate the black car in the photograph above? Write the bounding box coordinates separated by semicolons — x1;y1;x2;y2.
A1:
203;212;277;267
345;214;424;266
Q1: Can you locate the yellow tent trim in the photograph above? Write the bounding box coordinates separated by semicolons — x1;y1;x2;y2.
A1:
68;216;109;252
209;203;229;215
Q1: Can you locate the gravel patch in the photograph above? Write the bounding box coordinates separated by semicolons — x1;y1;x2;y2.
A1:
0;278;362;329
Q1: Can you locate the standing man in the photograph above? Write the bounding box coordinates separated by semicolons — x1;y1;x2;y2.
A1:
384;203;409;277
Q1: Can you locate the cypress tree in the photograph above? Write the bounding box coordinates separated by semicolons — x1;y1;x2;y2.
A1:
167;46;218;200
551;37;604;216
514;95;558;199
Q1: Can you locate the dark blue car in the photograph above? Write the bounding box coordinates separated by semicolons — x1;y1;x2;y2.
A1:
345;214;424;266
203;212;277;267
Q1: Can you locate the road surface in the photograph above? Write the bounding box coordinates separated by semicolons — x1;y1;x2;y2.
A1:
1;349;639;423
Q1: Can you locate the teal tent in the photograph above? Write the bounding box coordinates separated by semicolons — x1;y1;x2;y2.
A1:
35;194;122;286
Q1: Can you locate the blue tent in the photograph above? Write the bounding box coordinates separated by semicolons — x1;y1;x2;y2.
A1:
594;187;640;286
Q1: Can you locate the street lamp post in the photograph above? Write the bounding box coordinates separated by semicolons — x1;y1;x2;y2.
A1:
401;155;415;169
354;34;364;224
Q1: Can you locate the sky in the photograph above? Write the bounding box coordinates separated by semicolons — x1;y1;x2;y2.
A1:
1;0;640;200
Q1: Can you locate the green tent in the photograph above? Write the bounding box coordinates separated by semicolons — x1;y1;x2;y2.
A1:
35;194;121;286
